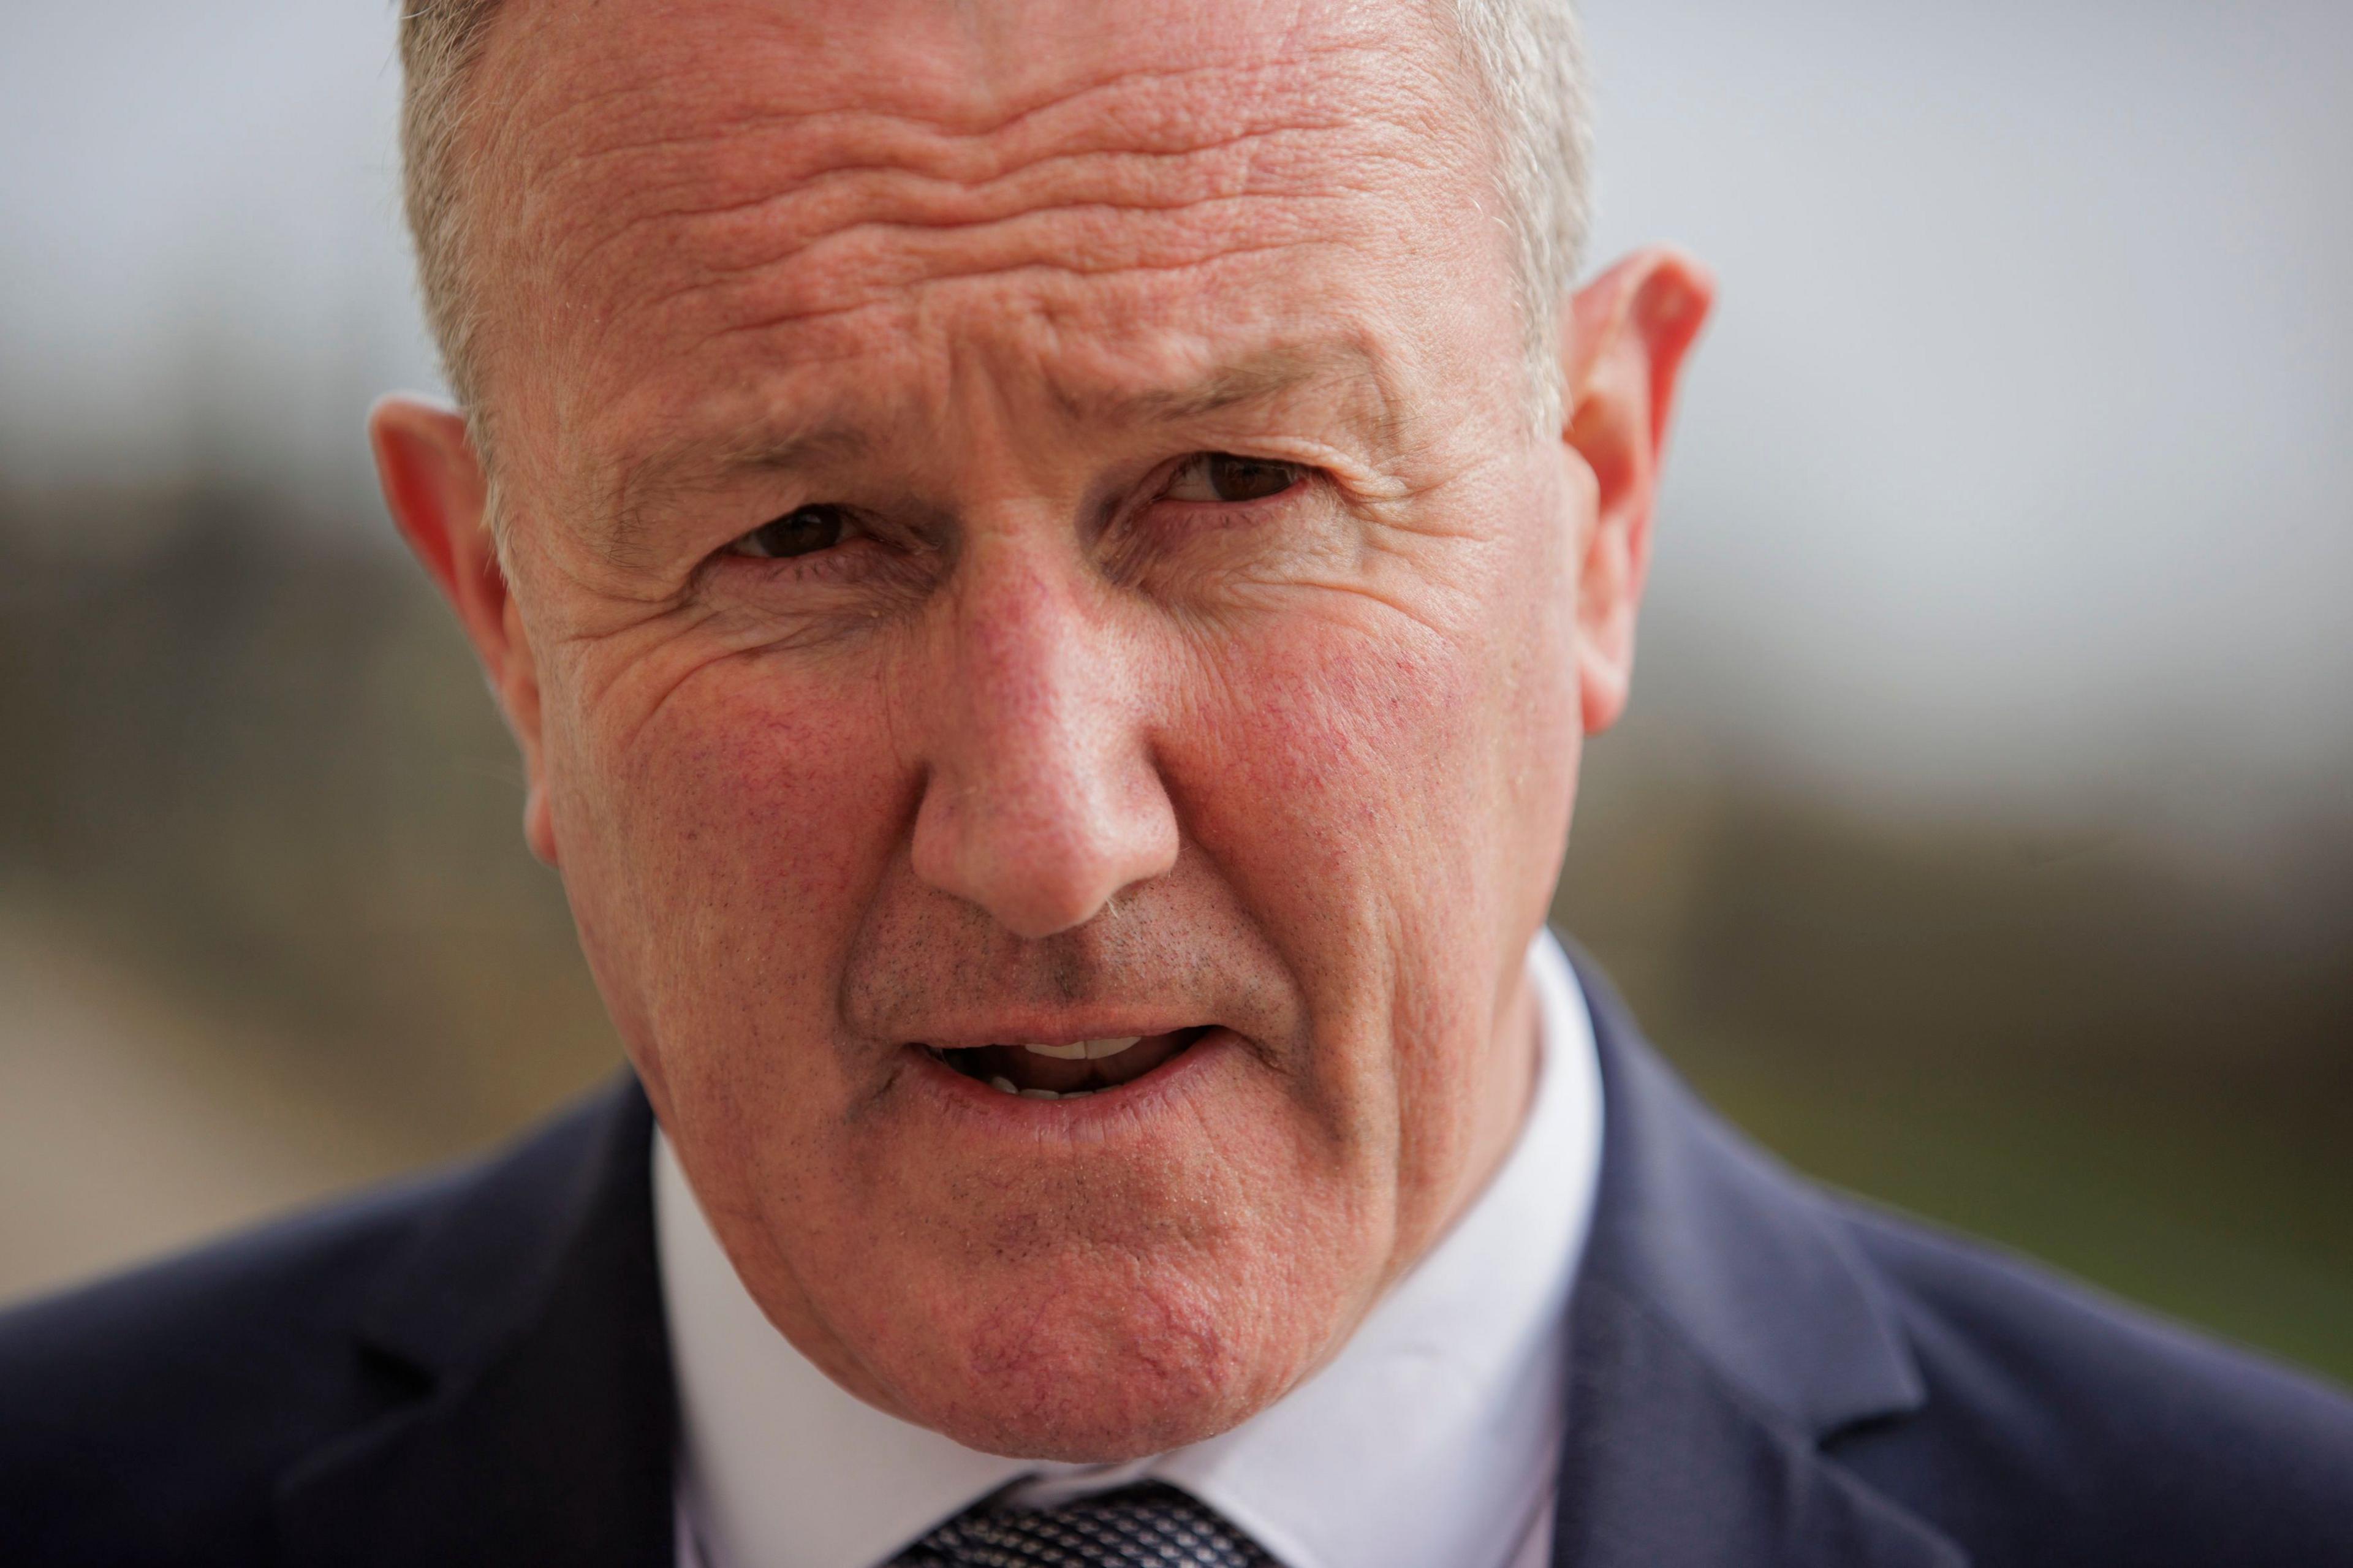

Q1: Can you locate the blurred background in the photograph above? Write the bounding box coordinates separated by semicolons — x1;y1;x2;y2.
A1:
2;2;2347;1381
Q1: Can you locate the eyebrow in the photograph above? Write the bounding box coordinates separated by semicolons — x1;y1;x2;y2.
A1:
602;337;1401;561
605;419;876;564
1055;339;1401;431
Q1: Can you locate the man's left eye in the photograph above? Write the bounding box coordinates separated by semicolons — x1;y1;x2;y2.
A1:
1163;453;1305;504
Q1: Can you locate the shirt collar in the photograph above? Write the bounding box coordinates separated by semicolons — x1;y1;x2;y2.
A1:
658;931;1604;1568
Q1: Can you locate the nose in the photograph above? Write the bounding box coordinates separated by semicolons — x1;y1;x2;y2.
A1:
907;544;1179;939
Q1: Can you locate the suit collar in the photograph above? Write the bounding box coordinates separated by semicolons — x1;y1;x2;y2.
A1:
275;1074;676;1568
1553;947;1960;1567
1570;953;1923;1439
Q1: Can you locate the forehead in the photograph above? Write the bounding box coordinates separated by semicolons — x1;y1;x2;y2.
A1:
469;0;1504;475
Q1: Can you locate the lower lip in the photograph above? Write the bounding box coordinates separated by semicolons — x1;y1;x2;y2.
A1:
903;1028;1242;1127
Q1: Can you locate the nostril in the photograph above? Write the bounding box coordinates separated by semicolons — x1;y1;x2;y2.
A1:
916;812;1156;939
906;729;1180;939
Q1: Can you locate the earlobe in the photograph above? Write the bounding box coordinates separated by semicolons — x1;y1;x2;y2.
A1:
1558;248;1716;735
502;588;559;868
523;782;559;868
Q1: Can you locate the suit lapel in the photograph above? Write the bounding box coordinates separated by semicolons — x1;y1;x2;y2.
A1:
275;1076;676;1568
1553;949;1965;1568
1551;1277;1962;1567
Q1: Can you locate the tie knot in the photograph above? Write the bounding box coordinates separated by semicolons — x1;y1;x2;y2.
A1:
898;1480;1276;1567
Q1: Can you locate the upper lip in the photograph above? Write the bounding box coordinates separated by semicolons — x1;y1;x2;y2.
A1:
903;1015;1216;1053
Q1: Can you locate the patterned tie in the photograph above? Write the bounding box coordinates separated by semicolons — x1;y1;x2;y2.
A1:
893;1481;1277;1567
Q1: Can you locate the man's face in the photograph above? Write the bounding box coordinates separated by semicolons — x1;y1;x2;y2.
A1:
428;0;1646;1460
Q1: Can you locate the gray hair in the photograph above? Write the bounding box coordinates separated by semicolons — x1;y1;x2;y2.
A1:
396;0;1593;428
1450;0;1595;423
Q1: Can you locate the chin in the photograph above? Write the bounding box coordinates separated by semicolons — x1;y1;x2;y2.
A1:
852;1260;1331;1463
901;1334;1275;1463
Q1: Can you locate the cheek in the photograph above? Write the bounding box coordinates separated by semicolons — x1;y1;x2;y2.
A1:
1203;626;1480;883
1167;516;1577;1184
543;651;905;1087
1172;613;1489;1095
1179;574;1561;974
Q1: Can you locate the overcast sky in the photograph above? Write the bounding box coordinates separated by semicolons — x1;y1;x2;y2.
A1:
3;1;2347;836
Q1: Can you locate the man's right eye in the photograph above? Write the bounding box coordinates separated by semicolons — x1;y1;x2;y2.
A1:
727;504;852;559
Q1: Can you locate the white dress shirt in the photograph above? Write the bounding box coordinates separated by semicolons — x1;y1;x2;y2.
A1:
658;931;1604;1568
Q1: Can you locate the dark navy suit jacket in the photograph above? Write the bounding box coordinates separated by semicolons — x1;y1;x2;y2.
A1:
6;956;2351;1566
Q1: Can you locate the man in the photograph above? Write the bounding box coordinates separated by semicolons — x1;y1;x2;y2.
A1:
4;0;2349;1562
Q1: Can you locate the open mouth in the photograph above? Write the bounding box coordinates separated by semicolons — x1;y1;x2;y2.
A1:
922;1026;1213;1100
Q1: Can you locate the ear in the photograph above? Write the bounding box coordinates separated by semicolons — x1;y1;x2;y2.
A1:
368;395;559;866
1559;246;1715;734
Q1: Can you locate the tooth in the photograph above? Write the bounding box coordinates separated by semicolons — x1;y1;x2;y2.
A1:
989;1076;1018;1095
1019;1088;1062;1100
1063;1089;1094;1099
1021;1042;1091;1060
1084;1036;1143;1059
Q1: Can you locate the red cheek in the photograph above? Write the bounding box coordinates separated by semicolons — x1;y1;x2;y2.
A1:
593;669;916;992
1168;619;1488;941
1208;624;1479;812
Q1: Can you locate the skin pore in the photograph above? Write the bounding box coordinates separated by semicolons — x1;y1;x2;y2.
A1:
372;0;1710;1460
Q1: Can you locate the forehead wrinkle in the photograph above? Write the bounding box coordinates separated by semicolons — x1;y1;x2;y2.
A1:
544;115;1428;363
537;52;1374;213
672;216;1357;364
475;1;1513;547
608;107;1439;366
507;14;1437;196
488;18;1468;356
511;41;1379;263
553;119;1357;314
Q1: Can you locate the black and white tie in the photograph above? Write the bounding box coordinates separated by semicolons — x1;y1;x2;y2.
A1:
893;1481;1277;1567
